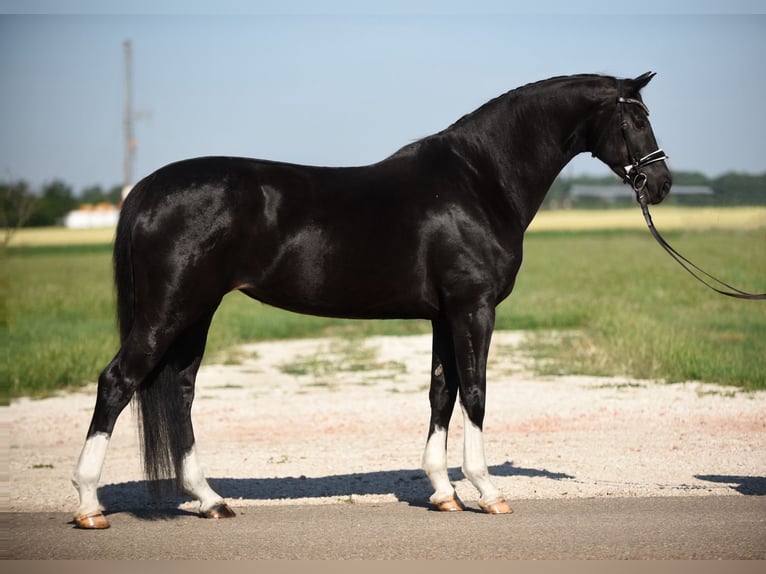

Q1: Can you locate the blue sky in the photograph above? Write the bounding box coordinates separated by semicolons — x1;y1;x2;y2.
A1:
1;1;765;193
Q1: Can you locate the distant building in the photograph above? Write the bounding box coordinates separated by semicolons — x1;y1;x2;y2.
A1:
64;202;120;229
569;184;714;202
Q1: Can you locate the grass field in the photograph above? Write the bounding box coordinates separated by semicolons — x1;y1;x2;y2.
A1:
527;206;766;232
3;207;765;400
7;206;766;247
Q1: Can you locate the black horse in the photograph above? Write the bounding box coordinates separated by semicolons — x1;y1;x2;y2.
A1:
72;72;671;528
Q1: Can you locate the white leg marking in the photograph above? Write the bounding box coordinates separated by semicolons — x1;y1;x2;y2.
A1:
71;432;110;517
461;405;504;504
422;426;455;503
180;443;225;513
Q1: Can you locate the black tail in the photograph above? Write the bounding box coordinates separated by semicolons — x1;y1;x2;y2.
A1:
115;179;187;496
113;188;138;344
135;360;188;496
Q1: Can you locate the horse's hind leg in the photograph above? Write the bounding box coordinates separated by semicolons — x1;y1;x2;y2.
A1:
180;446;234;519
72;309;233;527
71;338;162;528
71;428;112;528
171;312;235;519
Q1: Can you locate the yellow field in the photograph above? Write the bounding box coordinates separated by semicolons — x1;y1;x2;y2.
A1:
8;226;116;247
6;207;765;247
529;206;766;232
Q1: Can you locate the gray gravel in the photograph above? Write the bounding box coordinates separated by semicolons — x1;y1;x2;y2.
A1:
9;332;766;516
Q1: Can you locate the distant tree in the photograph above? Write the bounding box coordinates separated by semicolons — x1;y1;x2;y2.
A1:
77;184;122;205
671;171;710;186
26;180;77;227
713;172;766;205
1;179;38;247
106;185;123;204
80;185;107;205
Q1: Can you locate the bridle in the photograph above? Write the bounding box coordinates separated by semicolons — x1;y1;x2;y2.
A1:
616;79;765;300
616;79;668;203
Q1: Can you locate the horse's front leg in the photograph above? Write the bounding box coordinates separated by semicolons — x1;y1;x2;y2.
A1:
422;318;464;511
451;304;513;515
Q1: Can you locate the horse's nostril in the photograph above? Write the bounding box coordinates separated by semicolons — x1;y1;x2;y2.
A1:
661;181;671;197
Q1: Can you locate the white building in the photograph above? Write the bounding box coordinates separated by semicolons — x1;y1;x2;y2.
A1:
64;203;120;229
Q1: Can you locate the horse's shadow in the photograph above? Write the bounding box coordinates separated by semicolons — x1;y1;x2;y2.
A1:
98;460;574;518
694;474;766;496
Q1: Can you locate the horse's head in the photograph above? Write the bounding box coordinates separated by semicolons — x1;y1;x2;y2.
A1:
590;72;672;205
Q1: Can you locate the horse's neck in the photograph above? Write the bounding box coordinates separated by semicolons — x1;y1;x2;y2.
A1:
454;81;602;228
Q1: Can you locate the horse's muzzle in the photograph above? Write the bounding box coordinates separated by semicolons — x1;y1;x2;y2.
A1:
654;179;672;204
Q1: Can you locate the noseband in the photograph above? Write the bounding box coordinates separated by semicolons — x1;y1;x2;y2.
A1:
616;79;669;202
613;80;765;300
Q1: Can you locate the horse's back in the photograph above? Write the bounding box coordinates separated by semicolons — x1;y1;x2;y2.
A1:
118;156;436;318
121;151;521;320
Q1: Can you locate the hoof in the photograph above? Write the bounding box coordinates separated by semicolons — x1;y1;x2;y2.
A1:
74;512;110;529
432;494;466;512
479;497;513;515
201;503;236;519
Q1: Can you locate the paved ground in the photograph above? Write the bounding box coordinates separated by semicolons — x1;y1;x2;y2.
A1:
9;334;766;562
8;496;766;560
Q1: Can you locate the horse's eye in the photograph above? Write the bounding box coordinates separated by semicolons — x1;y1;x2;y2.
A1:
635;119;646;130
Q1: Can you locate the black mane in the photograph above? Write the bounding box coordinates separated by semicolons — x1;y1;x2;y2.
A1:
444;73;613;132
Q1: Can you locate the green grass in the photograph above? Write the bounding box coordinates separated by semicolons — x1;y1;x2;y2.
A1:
3;247;119;401
499;229;766;389
276;336;408;390
3;227;764;400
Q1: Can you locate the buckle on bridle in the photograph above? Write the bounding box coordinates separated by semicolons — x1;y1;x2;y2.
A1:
622;148;668;200
631;172;648;192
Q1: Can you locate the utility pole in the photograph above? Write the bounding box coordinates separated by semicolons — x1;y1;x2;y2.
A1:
121;39;149;202
122;39;134;199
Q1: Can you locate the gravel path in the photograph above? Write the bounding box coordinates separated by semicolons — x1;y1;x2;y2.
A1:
8;331;765;515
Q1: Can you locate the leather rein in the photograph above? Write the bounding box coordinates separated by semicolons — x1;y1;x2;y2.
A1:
616;80;766;300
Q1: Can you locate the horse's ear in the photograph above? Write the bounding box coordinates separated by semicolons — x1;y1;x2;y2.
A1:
632;71;656;91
